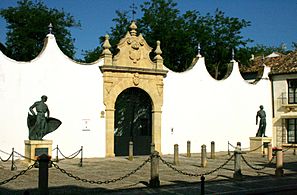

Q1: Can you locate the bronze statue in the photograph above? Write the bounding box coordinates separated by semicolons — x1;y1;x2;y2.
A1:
256;105;266;137
27;95;61;140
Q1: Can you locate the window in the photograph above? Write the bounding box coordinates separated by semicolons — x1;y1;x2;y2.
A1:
288;79;297;104
287;119;297;143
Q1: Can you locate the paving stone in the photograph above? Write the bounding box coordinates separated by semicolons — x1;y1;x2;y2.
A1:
1;150;297;194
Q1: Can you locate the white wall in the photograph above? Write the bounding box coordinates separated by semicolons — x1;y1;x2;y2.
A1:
0;34;273;158
162;58;272;154
0;34;106;157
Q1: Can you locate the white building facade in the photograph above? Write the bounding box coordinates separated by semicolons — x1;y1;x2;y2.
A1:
0;27;273;158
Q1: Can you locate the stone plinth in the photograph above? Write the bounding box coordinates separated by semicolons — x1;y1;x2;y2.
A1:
249;137;272;154
24;140;53;164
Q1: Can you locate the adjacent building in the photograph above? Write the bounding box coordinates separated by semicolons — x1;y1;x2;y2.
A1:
241;51;297;147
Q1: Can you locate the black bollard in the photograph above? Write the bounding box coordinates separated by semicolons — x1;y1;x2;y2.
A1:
211;141;215;159
11;148;16;171
129;141;134;161
56;145;59;162
187;141;191;157
38;154;50;195
201;175;205;195
79;146;83;167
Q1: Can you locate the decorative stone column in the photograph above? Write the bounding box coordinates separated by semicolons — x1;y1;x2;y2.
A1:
105;108;115;157
152;109;162;153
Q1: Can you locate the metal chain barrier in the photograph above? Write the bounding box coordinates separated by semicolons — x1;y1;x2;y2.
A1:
0;150;17;171
58;148;81;160
228;142;236;149
244;143;264;154
52;145;58;151
241;155;275;171
0;152;13;162
0;149;12;156
283;144;295;152
228;142;264;153
13;150;37;171
159;154;234;177
52;156;151;184
228;142;249;153
14;151;36;162
0;161;37;185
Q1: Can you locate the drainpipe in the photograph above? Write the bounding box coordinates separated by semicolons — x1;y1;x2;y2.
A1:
270;75;275;118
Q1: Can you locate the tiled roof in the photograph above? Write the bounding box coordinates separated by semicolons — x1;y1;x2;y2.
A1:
240;50;297;75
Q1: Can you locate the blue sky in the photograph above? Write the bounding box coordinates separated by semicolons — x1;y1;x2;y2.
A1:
0;0;297;59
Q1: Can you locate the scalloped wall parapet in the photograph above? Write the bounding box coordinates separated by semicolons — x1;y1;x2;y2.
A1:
0;34;105;157
0;30;273;157
162;57;273;154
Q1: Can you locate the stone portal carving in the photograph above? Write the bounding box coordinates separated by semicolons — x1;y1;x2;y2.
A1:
100;21;168;157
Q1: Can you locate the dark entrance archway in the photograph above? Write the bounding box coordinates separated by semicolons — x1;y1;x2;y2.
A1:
114;87;152;156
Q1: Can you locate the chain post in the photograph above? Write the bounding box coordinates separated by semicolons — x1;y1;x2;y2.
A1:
38;154;50;195
201;144;207;168
56;145;59;162
228;141;230;156
149;151;160;188
174;144;179;165
201;175;205;195
262;142;267;157
211;141;215;159
129;141;134;161
187;141;191;157
233;142;242;179
10;148;16;171
267;143;273;161
151;143;155;154
275;147;284;176
79;146;83;167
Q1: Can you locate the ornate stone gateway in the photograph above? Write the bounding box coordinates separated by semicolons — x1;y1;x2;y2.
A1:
100;22;167;157
114;87;152;156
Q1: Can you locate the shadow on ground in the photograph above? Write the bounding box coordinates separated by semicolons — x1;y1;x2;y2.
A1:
2;173;297;195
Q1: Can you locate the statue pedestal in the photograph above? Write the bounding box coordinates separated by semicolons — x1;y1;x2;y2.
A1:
24;140;53;165
249;137;272;154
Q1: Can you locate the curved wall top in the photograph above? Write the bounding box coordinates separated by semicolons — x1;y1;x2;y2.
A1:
162;56;272;154
0;34;105;157
0;30;273;157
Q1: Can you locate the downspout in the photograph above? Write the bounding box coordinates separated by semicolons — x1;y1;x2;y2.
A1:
270;74;275;118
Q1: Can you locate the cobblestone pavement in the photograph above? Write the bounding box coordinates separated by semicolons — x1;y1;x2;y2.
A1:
1;149;297;194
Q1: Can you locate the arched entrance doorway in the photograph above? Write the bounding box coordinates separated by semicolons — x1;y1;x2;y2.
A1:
100;21;167;157
114;87;152;156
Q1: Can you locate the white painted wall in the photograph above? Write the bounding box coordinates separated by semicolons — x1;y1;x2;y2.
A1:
0;34;273;157
162;58;272;154
0;34;106;157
